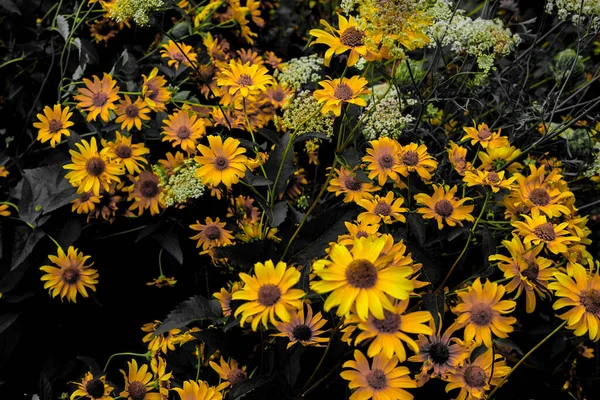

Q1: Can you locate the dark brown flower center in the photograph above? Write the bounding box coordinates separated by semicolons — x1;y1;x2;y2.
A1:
204;225;222;241
292;324;313;341
529;188;551;206
579;289;600;315
176;126;192;139
48;119;63;133
173;51;185;62
345;259;378;288
227;369;247;386
455;158;466;170
333;83;354;101
257;283;281;307
522;259;539;281
434;199;454;218
477;128;492;140
92;92;108;107
85;157;106;176
145;81;158;99
62;267;81;284
115;144;132;159
344;175;363;191
372;310;400;333
356;230;368;238
125;104;139;118
366;369;387;390
374;201;392;216
127;381;147;400
533;222;556;242
140;179;159;198
85;378;105;398
340;26;366;48
401;151;419;166
272;90;285;102
464;365;487;388
470;303;493;326
378;154;395;170
429;342;450;365
214;156;230;171
80;192;91;202
237;74;253;87
487;171;500;183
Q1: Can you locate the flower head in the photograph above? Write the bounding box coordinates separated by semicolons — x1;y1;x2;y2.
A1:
40;246;98;303
33;104;74;147
115;95;151;131
195;135;249;188
414;184;475;230
216;59;273;98
272;303;329;349
313;76;370;116
74;73;120;122
309;14;368;66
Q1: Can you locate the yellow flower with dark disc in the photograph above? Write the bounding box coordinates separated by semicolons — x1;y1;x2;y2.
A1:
362;137;403;186
162;110;207;153
189;217;234;251
358;191;407;225
461;122;509;149
511;209;579;254
195;135;249;188
160;40;198;69
414;184;474;230
142;68;171;111
272;303;329;349
119;359;161;400
463;169;516;193
478;145;523;174
74;73;120;122
102;132;149;174
513;164;573;217
33;104;74;147
397;143;438;181
70;371;113;400
40;246;98;303
309;14;368;67
216;59;273;98
173;380;222;400
115;95;151;131
328;166;378;204
127;171;165;216
447;141;472;176
314;76;370;116
209;357;248;388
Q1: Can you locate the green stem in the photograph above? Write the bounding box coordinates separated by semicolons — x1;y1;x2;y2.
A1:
195;345;202;381
299;321;340;396
103;352;149;372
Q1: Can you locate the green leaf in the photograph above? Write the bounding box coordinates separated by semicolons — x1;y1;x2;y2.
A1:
243;170;272;187
155;295;222;335
272;201;288;227
257;128;281;146
56;15;70;42
265;132;295;196
11;227;45;271
495;338;523;355
422;293;444;331
0;0;20;14
406;213;426;246
0;313;20;336
153;226;183;264
171;21;190;38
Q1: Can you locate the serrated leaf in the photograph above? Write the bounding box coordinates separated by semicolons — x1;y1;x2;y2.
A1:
155;295;222;335
11;228;45;271
56;15;70;42
0;313;20;335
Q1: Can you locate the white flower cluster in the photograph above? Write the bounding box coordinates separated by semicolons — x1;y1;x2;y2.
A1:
274;55;324;90
361;85;416;140
546;0;600;30
109;0;164;26
428;9;521;74
275;90;334;137
157;160;205;207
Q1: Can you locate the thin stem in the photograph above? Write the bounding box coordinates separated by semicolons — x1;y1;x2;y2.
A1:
299;320;340;395
195;345;202;381
103;352;149;372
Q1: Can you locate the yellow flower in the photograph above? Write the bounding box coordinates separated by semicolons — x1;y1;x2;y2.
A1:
0;166;8;178
216;59;273;98
549;266;600;341
71;191;100;215
195;135;249;188
463;169;516;193
160;40;197;69
40;246;98;303
119;359;161;400
309;14;368;67
328;166;378;204
161;110;206;153
74;73;120;122
461;122;509;149
357;192;407;225
146;276;177;288
189;217;234;251
513;164;573;217
264;84;294;108
0;204;11;217
151;356;172;399
511;209;579;254
33;104;74;147
311;236;414;321
63;137;124;196
336;220;381;248
452;278;517;348
444;347;510;400
214;282;243;317
414;184;475;230
173;380;222;400
447;141;472;176
397;143;438;181
478;145;523;174
490;234;555;313
142;320;181;355
102;132;150;174
340;350;416;400
314;76;370;116
232;260;305;330
69;371;113;400
272;303;329;349
127;171;165;216
209;357;247;388
362;137;403;186
115;95;151;131
142;68;171;112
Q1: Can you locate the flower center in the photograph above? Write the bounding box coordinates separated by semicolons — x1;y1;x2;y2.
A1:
204;225;222;241
62;268;80;284
145;81;158;99
579;289;600;315
80;192;91;202
257;284;281;307
85;378;105;398
469;303;493;326
85;157;106;177
92;92;108;107
356;230;368;238
487;171;500;183
401;151;419;166
48;119;63;133
140;180;159;198
292;324;313;341
344;175;363;191
429;342;450;365
345;259;378;289
115;144;132;159
378;153;395;170
463;365;487;388
533;222;556;242
528;188;551;206
477;128;492;140
372;310;400;333
176;126;192;139
214;156;230;171
374;201;392;217
340;26;366;48
127;381;148;400
173;51;185;62
333;83;354;101
522;259;539;281
237;74;253;87
366;369;387;390
434;199;454;218
272;90;285;102
125;104;139;118
227;369;247;386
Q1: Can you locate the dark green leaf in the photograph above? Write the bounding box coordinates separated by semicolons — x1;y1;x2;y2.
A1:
155;295;222;335
257;128;281;145
171;21;190;38
272;201;288;227
0;262;30;294
136;222;163;243
39;373;52;400
265;132;295;196
293;132;329;144
76;356;104;377
11;227;45;271
0;0;20;14
422;293;444;331
213;241;276;270
0;313;20;336
406;213;426;246
448;227;469;242
243;170;272;187
495;338;523;355
475;226;495;278
59;218;82;248
56;15;70;41
193;328;253;362
153;226;183;264
253;194;274;224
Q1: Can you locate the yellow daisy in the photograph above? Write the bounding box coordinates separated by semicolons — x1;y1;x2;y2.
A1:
513;164;573;217
447;141;472;176
309;14;368;67
216;59;273;98
119;359;161;400
161;110;206;153
328;166;378;204
173;380;222;400
74;73;120;122
115;95;151;131
0;166;8;177
195;135;249;188
478;145;523;174
336;220;381;248
414;184;475;230
214;282;243;317
70;371;113;400
461;122;509;149
362;137;403;186
102;132;150;174
189;217;234;251
127;171;165;216
142;67;171;112
209;357;247;388
313;76;370;116
511;209;579;254
0;204;11;217
357;191;407;225
160;40;197;69
40;246;98;303
33;104;74;147
463;169;516;193
71;191;101;215
232;260;305;331
272;303;329;349
397;143;438;181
